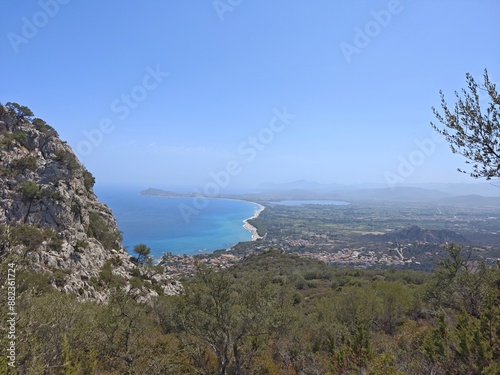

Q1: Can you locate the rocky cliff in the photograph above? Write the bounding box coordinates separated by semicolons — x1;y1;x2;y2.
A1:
0;103;179;302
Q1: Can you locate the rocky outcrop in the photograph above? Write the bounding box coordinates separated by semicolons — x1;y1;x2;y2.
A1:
0;103;180;301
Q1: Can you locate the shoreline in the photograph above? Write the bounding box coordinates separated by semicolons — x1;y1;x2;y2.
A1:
139;192;266;243
243;203;265;241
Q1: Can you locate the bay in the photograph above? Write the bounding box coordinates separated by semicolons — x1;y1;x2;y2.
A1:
95;187;259;259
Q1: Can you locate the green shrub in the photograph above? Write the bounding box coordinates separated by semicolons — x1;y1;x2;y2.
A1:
130;276;144;289
71;200;82;216
16;270;53;295
46;231;63;252
293;292;302;304
87;212;122;249
41;187;64;202
83;169;95;191
54;149;79;171
0;131;28;150
20;181;41;202
12;224;44;248
130;267;141;278
99;266;113;284
32;118;58;137
51;269;70;288
13;154;38;172
2;154;37;177
6;224;62;251
75;239;88;250
306;279;319;288
93;259;126;290
295;275;306;290
13;131;27;145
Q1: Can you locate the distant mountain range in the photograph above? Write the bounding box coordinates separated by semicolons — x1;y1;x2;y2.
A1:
258;180;500;197
142;184;500;205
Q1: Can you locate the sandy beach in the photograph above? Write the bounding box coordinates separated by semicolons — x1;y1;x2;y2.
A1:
243;203;265;240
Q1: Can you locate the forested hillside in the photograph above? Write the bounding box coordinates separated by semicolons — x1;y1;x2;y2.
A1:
1;248;499;374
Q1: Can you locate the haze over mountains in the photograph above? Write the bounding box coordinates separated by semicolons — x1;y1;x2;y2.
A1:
256;179;500;200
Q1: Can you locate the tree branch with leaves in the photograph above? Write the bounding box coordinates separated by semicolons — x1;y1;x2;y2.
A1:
431;69;500;179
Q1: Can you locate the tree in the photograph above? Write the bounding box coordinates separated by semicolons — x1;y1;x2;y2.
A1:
168;267;294;375
5;102;34;120
431;69;500;179
20;181;42;224
133;243;151;265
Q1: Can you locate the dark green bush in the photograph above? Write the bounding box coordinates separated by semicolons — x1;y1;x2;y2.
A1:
51;269;70;288
130;276;144;289
41;187;63;202
75;239;88;249
71;200;82;216
45;231;63;252
16;270;53;295
5;224;63;251
92;259;126;290
87;212;122;249
13;154;38;172
32;118;58;137
54;149;79;171
83;169;95;191
20;181;41;202
0;131;28;150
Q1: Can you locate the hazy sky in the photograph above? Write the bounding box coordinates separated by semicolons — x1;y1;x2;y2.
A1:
2;1;499;191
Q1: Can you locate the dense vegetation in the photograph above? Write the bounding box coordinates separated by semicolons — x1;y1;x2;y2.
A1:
1;247;499;374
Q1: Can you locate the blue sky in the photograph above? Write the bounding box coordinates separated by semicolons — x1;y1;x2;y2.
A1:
1;0;499;191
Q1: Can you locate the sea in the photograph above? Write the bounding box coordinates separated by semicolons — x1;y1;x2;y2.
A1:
95;187;260;259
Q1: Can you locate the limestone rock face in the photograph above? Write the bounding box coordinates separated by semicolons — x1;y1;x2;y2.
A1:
0;104;180;301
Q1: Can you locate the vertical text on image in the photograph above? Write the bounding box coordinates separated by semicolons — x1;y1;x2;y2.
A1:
6;263;17;368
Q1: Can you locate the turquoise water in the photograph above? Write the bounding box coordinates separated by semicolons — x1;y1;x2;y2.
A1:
271;200;350;206
95;188;259;259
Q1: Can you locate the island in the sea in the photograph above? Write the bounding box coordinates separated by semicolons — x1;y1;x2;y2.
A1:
140;187;185;197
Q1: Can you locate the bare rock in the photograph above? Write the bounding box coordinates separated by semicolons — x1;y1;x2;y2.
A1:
0;104;181;302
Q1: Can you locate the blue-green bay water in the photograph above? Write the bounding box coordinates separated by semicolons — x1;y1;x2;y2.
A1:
95;188;259;259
